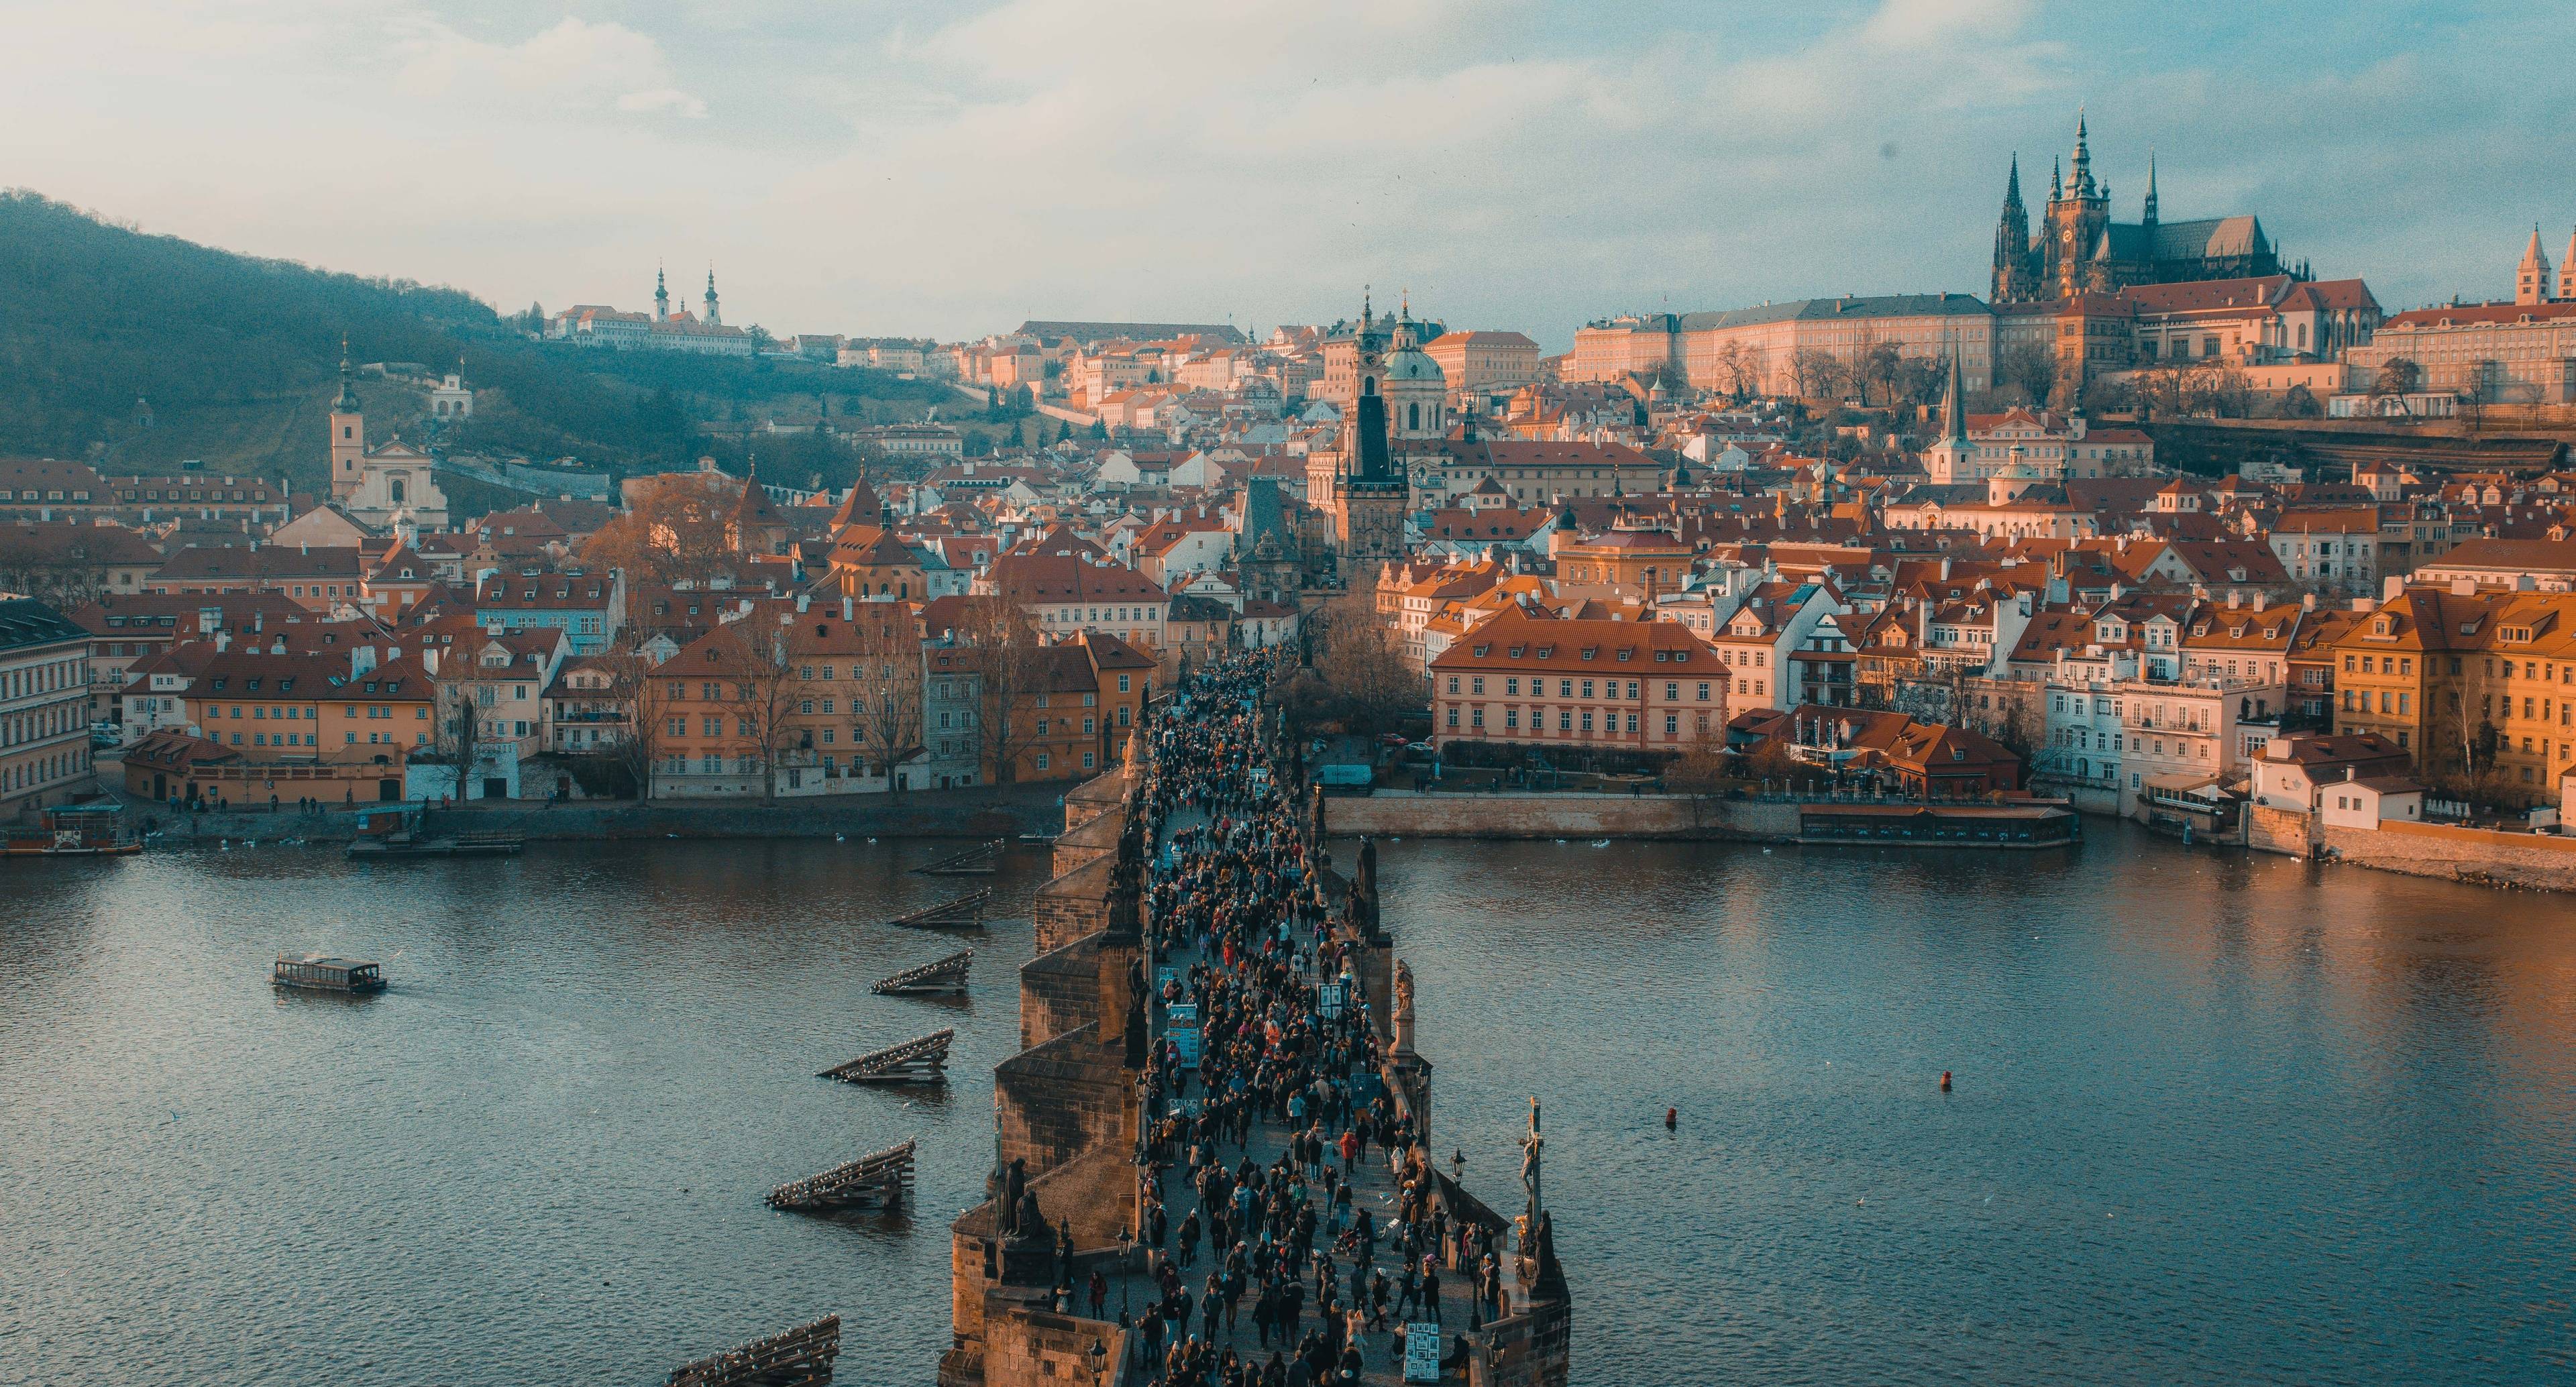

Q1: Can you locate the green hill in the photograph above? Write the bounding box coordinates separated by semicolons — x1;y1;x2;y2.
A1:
0;190;953;490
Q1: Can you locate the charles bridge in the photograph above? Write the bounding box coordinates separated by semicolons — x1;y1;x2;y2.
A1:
934;702;1574;1387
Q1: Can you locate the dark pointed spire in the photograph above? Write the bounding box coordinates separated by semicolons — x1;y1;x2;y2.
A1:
333;335;362;413
2051;156;2062;201
2070;107;2094;197
1940;345;1967;446
2143;151;2159;225
2005;152;2023;205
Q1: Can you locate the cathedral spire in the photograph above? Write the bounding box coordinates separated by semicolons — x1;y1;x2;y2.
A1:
2070;108;2094;198
2050;156;2061;201
1993;154;2033;303
2143;151;2159;226
1939;344;1967;447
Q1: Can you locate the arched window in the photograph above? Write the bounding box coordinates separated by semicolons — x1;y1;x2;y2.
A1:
1362;377;1377;396
1407;402;1419;431
389;476;406;504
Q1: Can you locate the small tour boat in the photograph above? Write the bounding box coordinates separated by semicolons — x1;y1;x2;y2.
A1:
272;954;386;994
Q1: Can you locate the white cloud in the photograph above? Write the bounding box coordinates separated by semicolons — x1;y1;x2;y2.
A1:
388;15;706;119
618;88;710;119
0;0;2559;343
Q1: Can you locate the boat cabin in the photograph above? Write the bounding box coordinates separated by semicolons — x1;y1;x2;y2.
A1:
272;954;386;993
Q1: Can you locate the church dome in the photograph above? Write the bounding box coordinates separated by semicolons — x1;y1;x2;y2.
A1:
1383;342;1444;384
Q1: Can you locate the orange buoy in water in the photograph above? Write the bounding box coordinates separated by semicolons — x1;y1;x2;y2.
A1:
1940;1071;1953;1091
1664;1107;1677;1131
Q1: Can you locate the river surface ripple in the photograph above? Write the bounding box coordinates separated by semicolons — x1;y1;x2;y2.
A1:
2;824;2569;1386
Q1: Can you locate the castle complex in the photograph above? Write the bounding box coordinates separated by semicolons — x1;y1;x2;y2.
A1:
1990;113;2293;304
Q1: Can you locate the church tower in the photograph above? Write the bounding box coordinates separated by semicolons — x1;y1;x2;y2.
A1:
703;267;722;326
1331;392;1409;575
2039;113;2112;300
654;264;670;321
329;340;366;503
1921;347;1974;485
1991;154;2034;303
2142;152;2159;228
2516;225;2554;306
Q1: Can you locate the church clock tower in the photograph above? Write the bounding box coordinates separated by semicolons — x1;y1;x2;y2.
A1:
328;341;365;503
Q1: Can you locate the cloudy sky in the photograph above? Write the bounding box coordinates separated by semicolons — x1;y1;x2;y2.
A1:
7;1;2567;347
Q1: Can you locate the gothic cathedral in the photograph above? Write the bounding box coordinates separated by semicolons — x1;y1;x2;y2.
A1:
1991;113;2292;304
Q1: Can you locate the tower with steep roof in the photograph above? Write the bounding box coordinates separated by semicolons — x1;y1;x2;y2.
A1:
654;264;670;321
1990;154;2034;303
703;267;721;326
329;339;366;502
1921;345;1975;485
2516;225;2553;306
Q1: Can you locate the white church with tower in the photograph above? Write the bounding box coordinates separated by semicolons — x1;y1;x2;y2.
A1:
327;347;450;533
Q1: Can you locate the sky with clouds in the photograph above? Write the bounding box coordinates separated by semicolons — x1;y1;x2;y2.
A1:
7;1;2568;349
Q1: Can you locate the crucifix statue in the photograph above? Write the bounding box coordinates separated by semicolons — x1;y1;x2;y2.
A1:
1517;1097;1544;1227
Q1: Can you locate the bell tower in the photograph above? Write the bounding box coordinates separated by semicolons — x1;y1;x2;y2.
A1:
328;339;366;503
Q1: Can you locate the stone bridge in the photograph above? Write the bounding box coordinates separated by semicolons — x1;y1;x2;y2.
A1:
937;710;1572;1387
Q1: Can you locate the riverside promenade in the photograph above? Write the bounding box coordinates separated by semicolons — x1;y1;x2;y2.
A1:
938;653;1571;1387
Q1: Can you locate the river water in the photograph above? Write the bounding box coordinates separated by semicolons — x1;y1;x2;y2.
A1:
2;825;2569;1386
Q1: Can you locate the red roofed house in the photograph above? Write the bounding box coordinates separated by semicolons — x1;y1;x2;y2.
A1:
1428;606;1727;756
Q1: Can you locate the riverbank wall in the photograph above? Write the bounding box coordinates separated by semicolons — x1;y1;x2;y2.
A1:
1326;789;1802;840
2318;818;2576;893
117;783;1067;846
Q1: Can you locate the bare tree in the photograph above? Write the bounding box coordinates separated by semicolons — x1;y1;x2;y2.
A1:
959;592;1049;784
2000;343;2059;408
853;634;927;789
581;476;739;584
598;642;678;799
1859;341;1904;408
1307;590;1420;734
1790;349;1843;401
713;616;799;805
2367;357;2422;417
432;678;482;803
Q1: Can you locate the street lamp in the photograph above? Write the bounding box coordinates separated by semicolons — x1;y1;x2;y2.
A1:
1086;1337;1108;1386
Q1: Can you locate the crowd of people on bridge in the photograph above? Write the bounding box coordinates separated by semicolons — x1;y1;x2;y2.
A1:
1101;651;1505;1387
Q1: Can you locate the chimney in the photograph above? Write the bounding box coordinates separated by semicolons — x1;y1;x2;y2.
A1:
2382;575;2405;602
353;646;378;677
198;607;221;634
2344;765;2356;782
2228;590;2242;609
213;629;231;652
2451;577;2476;596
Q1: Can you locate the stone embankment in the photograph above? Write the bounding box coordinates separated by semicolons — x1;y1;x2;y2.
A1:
110;783;1065;846
2318;818;2576;893
1324;789;1801;841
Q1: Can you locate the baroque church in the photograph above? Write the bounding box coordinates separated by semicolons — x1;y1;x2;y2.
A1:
1990;113;2294;304
1304;292;1444;579
327;348;450;533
